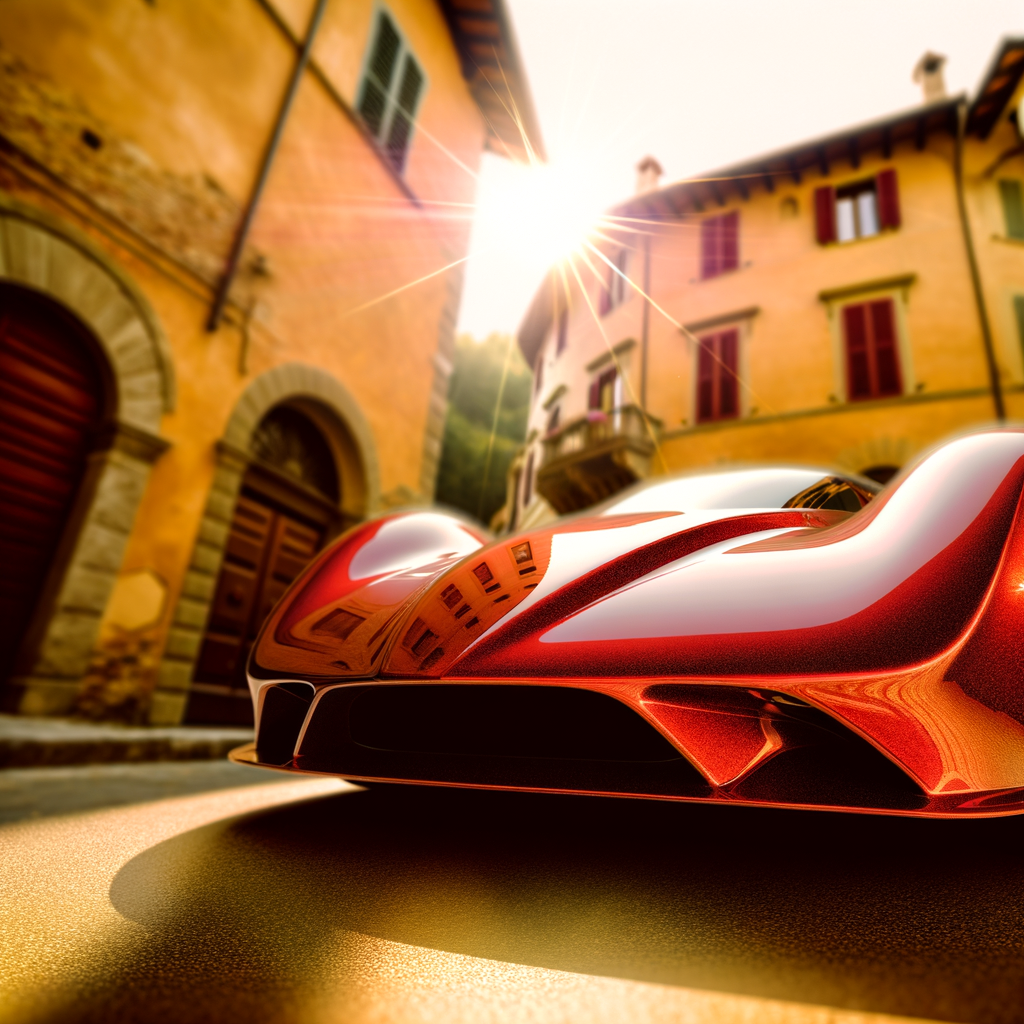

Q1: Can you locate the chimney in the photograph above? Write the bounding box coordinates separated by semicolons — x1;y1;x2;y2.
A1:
635;155;663;195
912;52;947;103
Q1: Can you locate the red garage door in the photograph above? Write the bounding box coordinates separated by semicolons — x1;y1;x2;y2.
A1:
0;284;104;687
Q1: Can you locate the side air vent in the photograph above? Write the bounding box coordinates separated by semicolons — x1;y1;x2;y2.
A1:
643;683;927;810
256;683;314;765
733;733;927;811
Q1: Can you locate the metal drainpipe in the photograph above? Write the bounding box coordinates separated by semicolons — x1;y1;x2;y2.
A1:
954;99;1006;421
640;232;651;411
206;0;330;332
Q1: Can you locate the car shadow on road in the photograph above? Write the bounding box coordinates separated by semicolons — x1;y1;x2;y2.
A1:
98;785;1024;1024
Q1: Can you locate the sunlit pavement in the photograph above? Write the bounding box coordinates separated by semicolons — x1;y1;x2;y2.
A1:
1;777;1021;1024
0;761;295;824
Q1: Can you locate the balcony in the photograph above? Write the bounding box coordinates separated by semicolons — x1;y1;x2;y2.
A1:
536;405;660;514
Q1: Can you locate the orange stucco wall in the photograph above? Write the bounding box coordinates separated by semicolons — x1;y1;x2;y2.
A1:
0;0;487;719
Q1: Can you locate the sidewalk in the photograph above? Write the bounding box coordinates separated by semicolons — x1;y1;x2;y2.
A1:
0;714;253;768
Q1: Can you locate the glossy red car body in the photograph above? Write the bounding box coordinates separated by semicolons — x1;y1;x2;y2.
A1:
231;430;1024;817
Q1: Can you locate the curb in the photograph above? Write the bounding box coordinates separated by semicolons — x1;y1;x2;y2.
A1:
0;715;253;768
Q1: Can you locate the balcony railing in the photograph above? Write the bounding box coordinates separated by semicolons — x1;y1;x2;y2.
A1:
537;405;660;514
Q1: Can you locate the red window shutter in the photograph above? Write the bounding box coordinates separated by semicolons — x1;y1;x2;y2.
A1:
697;336;715;421
718;329;739;417
870;299;901;395
843;304;872;399
701;217;720;279
814;186;836;244
876;169;900;230
721;212;739;272
588;379;601;410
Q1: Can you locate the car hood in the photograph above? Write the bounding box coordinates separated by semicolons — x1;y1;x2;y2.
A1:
251;432;1024;688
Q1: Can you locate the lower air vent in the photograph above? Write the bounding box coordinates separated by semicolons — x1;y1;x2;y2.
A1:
256;683;313;765
297;684;709;797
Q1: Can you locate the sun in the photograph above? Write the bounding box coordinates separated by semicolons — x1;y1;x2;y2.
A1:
472;156;603;268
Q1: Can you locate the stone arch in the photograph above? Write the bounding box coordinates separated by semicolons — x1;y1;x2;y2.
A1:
0;193;175;424
151;363;379;725
0;194;174;715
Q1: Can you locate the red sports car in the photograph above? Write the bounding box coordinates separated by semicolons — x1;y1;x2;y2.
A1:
231;429;1024;818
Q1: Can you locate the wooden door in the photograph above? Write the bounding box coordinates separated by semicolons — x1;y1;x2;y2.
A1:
187;491;322;724
0;285;102;686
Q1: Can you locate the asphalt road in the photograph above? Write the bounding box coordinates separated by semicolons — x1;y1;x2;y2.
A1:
2;772;1023;1024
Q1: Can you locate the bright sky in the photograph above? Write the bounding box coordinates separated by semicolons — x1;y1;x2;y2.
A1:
454;0;1024;340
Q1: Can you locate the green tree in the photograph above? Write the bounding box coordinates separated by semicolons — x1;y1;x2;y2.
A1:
434;332;532;526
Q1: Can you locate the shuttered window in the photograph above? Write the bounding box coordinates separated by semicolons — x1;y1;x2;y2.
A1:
700;212;739;279
600;248;630;314
696;329;739;422
1014;295;1024;358
589;367;617;413
842;299;902;400
816;170;900;244
999;180;1024;240
556;307;569;355
357;11;425;172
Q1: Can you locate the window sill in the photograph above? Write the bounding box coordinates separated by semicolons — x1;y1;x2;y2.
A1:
689;261;751;285
822;228;897;249
992;234;1024;246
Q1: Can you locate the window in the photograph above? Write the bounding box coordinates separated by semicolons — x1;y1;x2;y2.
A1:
588;367;618;413
523;451;534;507
842;299;902;400
999;180;1024;240
556;307;569;355
546;405;560;435
533;347;544;395
815;169;900;245
696;329;739;422
700;212;738;279
836;179;879;241
357;11;425;172
599;249;630;315
1013;295;1024;357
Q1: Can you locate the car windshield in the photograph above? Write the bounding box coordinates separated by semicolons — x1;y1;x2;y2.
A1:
599;467;877;515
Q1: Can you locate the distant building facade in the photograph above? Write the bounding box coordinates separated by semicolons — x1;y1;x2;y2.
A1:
0;0;542;723
502;39;1024;531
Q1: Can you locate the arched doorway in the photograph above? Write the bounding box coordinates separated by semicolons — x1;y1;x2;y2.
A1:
185;404;342;725
0;283;109;686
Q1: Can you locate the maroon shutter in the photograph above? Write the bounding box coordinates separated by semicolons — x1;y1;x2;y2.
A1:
588;379;600;410
814;186;836;244
843;304;872;399
718;329;739;417
721;212;739;272
697;336;715;421
870;299;901;395
876;169;900;230
701;217;720;279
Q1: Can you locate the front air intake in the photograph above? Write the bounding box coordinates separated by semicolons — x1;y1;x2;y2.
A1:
297;684;710;797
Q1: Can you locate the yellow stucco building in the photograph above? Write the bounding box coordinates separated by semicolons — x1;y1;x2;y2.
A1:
0;0;542;723
507;41;1024;531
